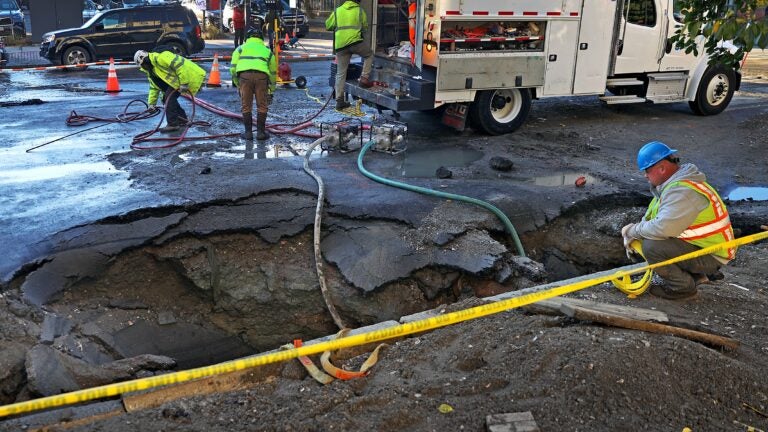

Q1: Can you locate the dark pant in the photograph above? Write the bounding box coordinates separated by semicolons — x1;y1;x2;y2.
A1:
238;70;269;115
163;90;187;126
642;238;722;294
234;28;244;47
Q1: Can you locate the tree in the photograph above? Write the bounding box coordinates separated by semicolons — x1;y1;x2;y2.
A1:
671;0;768;68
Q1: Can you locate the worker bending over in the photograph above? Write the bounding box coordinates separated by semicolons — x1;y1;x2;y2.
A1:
622;141;735;300
134;49;206;133
230;27;277;141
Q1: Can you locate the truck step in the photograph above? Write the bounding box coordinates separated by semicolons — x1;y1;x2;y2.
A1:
606;78;644;86
598;95;647;104
647;72;689;81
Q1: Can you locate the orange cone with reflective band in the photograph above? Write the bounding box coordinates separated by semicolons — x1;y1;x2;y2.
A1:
206;53;222;87
284;32;290;45
105;57;121;93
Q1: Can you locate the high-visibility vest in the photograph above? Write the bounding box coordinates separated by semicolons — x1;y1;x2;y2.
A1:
326;1;366;52
230;37;278;91
141;51;206;106
645;179;736;259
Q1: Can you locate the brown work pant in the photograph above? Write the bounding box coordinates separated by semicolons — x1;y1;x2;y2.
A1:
238;70;269;115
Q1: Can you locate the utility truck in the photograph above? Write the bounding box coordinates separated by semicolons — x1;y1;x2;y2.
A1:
343;0;741;134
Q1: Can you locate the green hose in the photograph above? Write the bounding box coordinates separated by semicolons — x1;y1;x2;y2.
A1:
356;141;526;257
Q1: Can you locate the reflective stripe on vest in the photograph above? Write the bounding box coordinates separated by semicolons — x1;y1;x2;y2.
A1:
647;179;736;260
161;54;184;87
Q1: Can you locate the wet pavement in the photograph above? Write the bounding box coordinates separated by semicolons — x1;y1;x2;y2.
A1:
2;55;768;292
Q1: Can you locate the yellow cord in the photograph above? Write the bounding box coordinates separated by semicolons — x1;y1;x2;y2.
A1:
611;239;654;297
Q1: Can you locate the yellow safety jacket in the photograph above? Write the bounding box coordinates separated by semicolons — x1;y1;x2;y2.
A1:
645;180;736;260
325;0;367;52
230;37;277;93
140;51;206;106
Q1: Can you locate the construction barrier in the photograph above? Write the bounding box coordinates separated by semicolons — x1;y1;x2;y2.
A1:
1;54;335;72
206;53;222;87
104;57;121;93
2;230;763;419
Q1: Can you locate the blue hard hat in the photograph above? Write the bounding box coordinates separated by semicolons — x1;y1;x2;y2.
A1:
637;141;678;171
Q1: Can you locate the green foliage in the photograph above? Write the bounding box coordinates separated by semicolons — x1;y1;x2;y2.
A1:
670;0;768;68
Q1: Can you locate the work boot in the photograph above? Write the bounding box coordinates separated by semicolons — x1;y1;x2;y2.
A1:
256;112;269;141
359;76;374;88
241;113;253;140
335;98;351;110
649;285;698;301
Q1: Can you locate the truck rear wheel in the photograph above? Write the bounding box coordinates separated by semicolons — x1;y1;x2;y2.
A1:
689;65;735;116
469;88;532;135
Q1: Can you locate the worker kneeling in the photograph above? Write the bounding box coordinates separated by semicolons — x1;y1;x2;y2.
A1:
134;49;206;133
230;27;277;141
622;141;736;300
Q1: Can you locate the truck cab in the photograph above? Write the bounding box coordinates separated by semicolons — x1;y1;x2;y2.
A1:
342;0;740;135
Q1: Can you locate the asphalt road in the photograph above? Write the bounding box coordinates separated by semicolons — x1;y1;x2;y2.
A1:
1;57;768;285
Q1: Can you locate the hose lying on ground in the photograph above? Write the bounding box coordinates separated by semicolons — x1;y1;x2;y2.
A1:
302;134;347;330
356;140;527;257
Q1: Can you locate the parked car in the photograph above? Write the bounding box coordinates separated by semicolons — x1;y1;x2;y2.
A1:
40;3;205;66
0;0;25;39
222;0;308;37
82;0;105;23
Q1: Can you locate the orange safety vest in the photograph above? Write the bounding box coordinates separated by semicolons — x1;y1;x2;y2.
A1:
645;179;736;260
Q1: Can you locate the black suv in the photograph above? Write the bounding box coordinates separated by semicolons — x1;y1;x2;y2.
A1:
40;2;205;66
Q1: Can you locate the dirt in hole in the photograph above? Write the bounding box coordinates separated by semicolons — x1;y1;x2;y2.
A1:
1;203;768;431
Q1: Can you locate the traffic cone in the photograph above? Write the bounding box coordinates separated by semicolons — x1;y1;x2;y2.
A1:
284;32;290;45
206;53;222;87
105;57;121;93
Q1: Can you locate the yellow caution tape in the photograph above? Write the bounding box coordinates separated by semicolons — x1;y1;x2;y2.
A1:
281;340;334;385
1;230;766;419
319;329;386;380
288;330;386;384
611;239;654;296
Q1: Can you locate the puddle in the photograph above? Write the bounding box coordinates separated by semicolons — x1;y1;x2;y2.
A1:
0;161;118;184
211;142;321;160
726;186;768;201
400;146;483;177
529;173;601;187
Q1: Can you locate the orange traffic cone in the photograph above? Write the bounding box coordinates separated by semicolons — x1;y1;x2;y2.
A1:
207;53;222;87
284;32;290;46
105;57;121;93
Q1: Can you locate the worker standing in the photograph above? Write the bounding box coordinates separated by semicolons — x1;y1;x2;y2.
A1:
621;141;736;300
230;27;277;141
134;49;206;133
326;0;373;110
232;1;246;47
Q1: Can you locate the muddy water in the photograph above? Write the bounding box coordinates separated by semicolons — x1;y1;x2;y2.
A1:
399;145;483;177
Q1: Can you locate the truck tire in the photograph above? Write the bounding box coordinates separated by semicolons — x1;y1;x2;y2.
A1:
62;46;91;66
469;88;532;135
689;65;735;116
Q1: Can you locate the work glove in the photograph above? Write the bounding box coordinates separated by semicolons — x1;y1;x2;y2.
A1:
147;105;160;113
179;84;190;94
267;92;273;105
621;223;637;260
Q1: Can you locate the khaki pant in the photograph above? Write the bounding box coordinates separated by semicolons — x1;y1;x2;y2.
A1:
334;41;373;100
238;70;270;115
642;238;722;293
